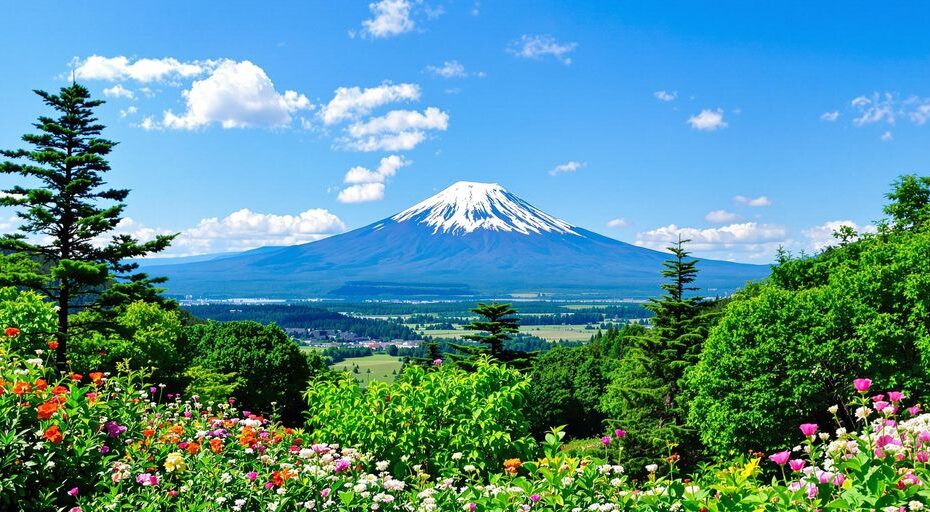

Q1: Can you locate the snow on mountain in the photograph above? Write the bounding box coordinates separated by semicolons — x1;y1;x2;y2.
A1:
392;181;580;236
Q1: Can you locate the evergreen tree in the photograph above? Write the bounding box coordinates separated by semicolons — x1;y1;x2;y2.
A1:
449;302;533;368
0;84;175;369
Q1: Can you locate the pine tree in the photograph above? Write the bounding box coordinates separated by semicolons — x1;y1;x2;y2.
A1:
0;84;175;369
449;302;533;368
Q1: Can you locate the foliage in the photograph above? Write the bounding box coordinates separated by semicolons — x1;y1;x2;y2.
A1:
0;286;56;354
0;84;174;368
303;358;536;476
687;177;930;455
526;344;608;438
450;302;535;368
185;321;327;424
182;365;240;406
68;301;185;387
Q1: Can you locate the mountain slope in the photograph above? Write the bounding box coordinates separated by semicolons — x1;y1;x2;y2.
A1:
147;181;770;298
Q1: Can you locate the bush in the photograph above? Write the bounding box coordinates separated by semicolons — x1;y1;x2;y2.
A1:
0;286;56;354
686;229;930;455
185;320;325;424
526;344;608;438
303;358;536;476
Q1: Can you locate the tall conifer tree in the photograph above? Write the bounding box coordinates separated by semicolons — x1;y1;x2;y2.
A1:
0;84;175;368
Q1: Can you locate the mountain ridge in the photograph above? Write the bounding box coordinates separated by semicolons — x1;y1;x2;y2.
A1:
145;181;771;299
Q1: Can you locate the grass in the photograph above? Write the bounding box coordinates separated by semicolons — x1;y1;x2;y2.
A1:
330;354;404;385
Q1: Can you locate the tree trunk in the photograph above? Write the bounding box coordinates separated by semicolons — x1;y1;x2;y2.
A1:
56;284;68;372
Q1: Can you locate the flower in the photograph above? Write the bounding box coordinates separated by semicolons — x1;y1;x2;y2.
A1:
104;421;126;438
5;327;20;337
67;487;79;497
853;378;872;393
37;400;60;420
164;452;186;473
614;429;626;438
89;372;104;384
503;458;522;475
43;425;64;444
645;464;658;473
768;450;791;465
888;391;905;403
799;423;819;437
788;459;806;472
600;436;612;446
530;494;540;502
47;340;59;349
12;381;30;395
247;471;258;481
135;473;158;486
433;359;443;365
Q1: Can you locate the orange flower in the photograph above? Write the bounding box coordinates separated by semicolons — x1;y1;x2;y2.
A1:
47;340;59;350
43;425;63;444
185;442;200;455
12;382;30;396
37;400;59;420
503;458;522;475
51;385;69;396
89;372;104;384
210;438;223;454
5;327;20;337
69;374;83;382
271;468;296;487
143;428;155;438
34;378;48;391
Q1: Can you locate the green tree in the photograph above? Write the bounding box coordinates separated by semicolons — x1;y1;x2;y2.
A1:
883;174;930;231
450;302;533;367
185;321;327;424
0;84;174;369
527;344;608;438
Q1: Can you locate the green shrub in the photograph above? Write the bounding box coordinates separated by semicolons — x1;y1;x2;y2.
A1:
303;358;536;476
185;320;325;423
527;344;608;438
0;286;56;354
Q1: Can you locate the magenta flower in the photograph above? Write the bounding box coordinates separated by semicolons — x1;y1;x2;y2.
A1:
832;473;846;486
888;391;905;403
799;423;818;437
768;450;790;465
264;482;274;490
67;487;79;497
334;459;351;473
788;459;806;472
98;445;110;454
433;359;443;365
853;378;872;393
909;406;922;415
919;431;930;443
69;508;82;512
321;488;331;498
917;451;930;463
614;429;626;438
467;504;476;512
247;471;258;481
530;494;540;502
874;401;890;412
600;436;612;446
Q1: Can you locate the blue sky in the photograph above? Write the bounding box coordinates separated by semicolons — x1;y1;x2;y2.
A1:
1;1;928;262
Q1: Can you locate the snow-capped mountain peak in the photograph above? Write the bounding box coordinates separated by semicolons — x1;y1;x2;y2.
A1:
391;181;581;236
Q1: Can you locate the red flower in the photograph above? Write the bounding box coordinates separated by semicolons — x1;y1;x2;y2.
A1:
47;340;59;350
210;438;223;454
89;372;104;384
37;401;60;420
43;425;63;444
69;374;83;382
34;378;48;391
51;385;69;396
5;327;20;337
12;382;30;396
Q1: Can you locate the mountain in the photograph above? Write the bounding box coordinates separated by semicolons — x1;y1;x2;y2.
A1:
145;181;770;299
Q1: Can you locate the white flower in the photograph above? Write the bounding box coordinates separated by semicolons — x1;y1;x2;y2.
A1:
910;501;924;511
376;460;389;471
828;405;839;414
463;464;476;473
856;406;872;419
645;464;658;473
451;452;463;460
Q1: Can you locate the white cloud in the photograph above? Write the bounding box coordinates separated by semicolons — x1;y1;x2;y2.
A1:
881;131;893;142
548;160;586;176
114;208;346;256
688;109;727;131
338;183;385;203
361;0;415;38
635;222;788;260
320;83;420;125
74;55;210;83
606;218;629;228
851;93;896;126
802;220;876;252
820;111;839;122
120;106;138;118
734;195;772;207
907;97;930;125
507;34;578;65
103;84;135;99
160;60;313;130
654;90;677;102
704;210;739;223
341;107;448;152
426;60;468;79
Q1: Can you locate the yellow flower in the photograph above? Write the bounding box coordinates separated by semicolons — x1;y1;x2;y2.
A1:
164;452;186;473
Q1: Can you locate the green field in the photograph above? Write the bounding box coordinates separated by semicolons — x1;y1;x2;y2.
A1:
412;323;596;342
330;354;404;385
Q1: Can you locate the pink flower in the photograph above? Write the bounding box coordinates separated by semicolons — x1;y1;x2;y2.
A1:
467;504;476;512
888;391;905;403
919;432;930;443
799;423;819;437
433;359;443;365
69;508;82;512
321;488;331;498
874;401;890;412
788;459;806;472
247;471;258;481
600;436;612;446
530;494;540;502
909;406;922;415
614;429;626;438
853;378;872;393
264;482;274;490
872;394;886;402
67;487;79;497
918;451;930;463
807;483;818;499
832;473;846;486
768;450;791;465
